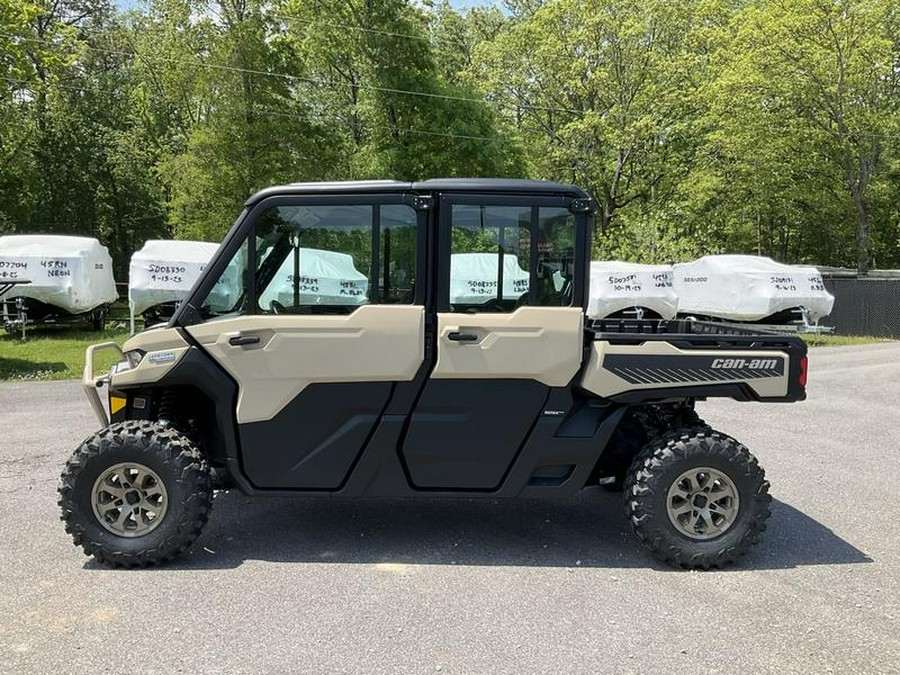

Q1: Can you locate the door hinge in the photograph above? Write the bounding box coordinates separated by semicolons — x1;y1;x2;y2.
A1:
569;197;595;214
412;195;433;211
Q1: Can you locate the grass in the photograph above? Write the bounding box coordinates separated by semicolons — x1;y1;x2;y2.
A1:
0;326;130;381
800;333;890;347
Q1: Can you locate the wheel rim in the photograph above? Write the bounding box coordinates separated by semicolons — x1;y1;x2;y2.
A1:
91;462;168;538
666;467;740;540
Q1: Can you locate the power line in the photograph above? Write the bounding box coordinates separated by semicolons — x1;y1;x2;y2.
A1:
0;31;581;115
7;72;900;142
249;100;512;143
0;76;515;144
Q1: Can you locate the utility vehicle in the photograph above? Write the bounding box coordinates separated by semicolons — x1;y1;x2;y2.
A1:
60;179;808;569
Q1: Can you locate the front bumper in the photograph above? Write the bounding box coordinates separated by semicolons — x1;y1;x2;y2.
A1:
82;342;125;426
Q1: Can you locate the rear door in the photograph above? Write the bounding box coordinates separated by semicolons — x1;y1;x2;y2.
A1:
182;194;426;490
401;194;587;489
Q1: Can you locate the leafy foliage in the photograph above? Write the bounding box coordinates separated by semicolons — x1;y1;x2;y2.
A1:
0;0;898;273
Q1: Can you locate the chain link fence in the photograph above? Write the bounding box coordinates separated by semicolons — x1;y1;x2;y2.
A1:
820;275;900;338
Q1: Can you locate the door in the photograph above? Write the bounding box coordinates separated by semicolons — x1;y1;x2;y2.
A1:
183;195;426;489
401;196;587;489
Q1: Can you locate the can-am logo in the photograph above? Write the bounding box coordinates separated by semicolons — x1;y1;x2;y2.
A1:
711;358;779;370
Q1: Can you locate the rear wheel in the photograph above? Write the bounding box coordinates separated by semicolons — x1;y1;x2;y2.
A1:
624;427;771;569
58;421;212;567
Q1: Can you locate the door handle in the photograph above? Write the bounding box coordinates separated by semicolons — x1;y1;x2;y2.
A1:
228;334;260;347
447;331;478;342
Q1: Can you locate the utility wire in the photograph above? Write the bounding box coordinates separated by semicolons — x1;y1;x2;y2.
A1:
10;70;900;144
0;31;581;115
0;76;515;144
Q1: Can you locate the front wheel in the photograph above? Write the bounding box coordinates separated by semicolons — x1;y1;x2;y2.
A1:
624;428;771;569
58;421;212;567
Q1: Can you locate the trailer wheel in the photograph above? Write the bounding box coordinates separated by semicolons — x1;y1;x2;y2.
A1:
58;421;212;567
90;306;107;331
624;428;771;569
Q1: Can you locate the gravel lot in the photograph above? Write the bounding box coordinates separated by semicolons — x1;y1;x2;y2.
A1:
1;343;899;674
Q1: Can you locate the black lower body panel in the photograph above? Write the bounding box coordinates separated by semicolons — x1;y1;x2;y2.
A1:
239;382;392;489
400;379;549;489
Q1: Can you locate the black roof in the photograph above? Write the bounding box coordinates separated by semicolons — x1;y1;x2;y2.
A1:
245;178;591;206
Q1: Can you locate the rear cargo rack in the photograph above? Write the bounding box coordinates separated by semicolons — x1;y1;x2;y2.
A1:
589;318;802;350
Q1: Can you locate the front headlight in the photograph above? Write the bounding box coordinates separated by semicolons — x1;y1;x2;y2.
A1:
125;350;145;369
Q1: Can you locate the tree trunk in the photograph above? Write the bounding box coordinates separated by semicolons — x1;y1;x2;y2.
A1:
756;209;761;256
849;178;870;275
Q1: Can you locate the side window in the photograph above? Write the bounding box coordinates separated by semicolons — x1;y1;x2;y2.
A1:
256;205;373;313
450;205;531;312
448;204;576;312
195;201;418;318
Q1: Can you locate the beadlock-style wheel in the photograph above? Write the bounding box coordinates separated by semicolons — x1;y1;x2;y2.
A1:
624;428;771;569
91;462;169;537
666;466;739;540
60;421;213;567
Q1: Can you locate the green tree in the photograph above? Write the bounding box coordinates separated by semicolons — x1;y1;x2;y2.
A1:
279;0;522;181
155;0;340;240
723;0;900;273
469;0;706;259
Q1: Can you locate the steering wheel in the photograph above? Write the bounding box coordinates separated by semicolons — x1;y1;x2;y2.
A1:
269;300;286;315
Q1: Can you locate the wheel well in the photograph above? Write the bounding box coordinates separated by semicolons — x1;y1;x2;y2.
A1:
588;400;704;484
148;386;228;468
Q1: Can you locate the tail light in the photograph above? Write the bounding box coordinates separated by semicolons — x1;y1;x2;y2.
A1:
798;356;808;387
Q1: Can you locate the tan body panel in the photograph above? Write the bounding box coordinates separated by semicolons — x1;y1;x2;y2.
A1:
433;307;583;387
186;305;425;423
580;340;789;399
110;328;190;388
122;327;189;353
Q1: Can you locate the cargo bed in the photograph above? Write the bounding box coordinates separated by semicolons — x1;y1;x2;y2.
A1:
582;318;808;403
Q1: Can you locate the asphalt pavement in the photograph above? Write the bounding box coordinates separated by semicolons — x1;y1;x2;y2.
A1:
0;343;898;674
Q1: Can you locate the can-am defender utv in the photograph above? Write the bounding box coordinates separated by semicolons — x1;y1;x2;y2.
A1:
60;179;808;569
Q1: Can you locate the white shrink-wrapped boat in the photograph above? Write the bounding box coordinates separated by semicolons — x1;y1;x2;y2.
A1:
587;261;678;319
129;240;219;327
674;255;834;323
0;234;117;329
449;253;530;306
258;247;369;309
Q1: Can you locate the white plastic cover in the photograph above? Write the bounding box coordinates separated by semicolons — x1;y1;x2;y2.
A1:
674;255;835;322
450;253;530;305
588;261;679;319
129;240;219;315
258;248;369;308
0;235;117;313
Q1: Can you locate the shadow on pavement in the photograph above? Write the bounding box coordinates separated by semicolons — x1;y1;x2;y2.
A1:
0;357;67;378
93;489;870;572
